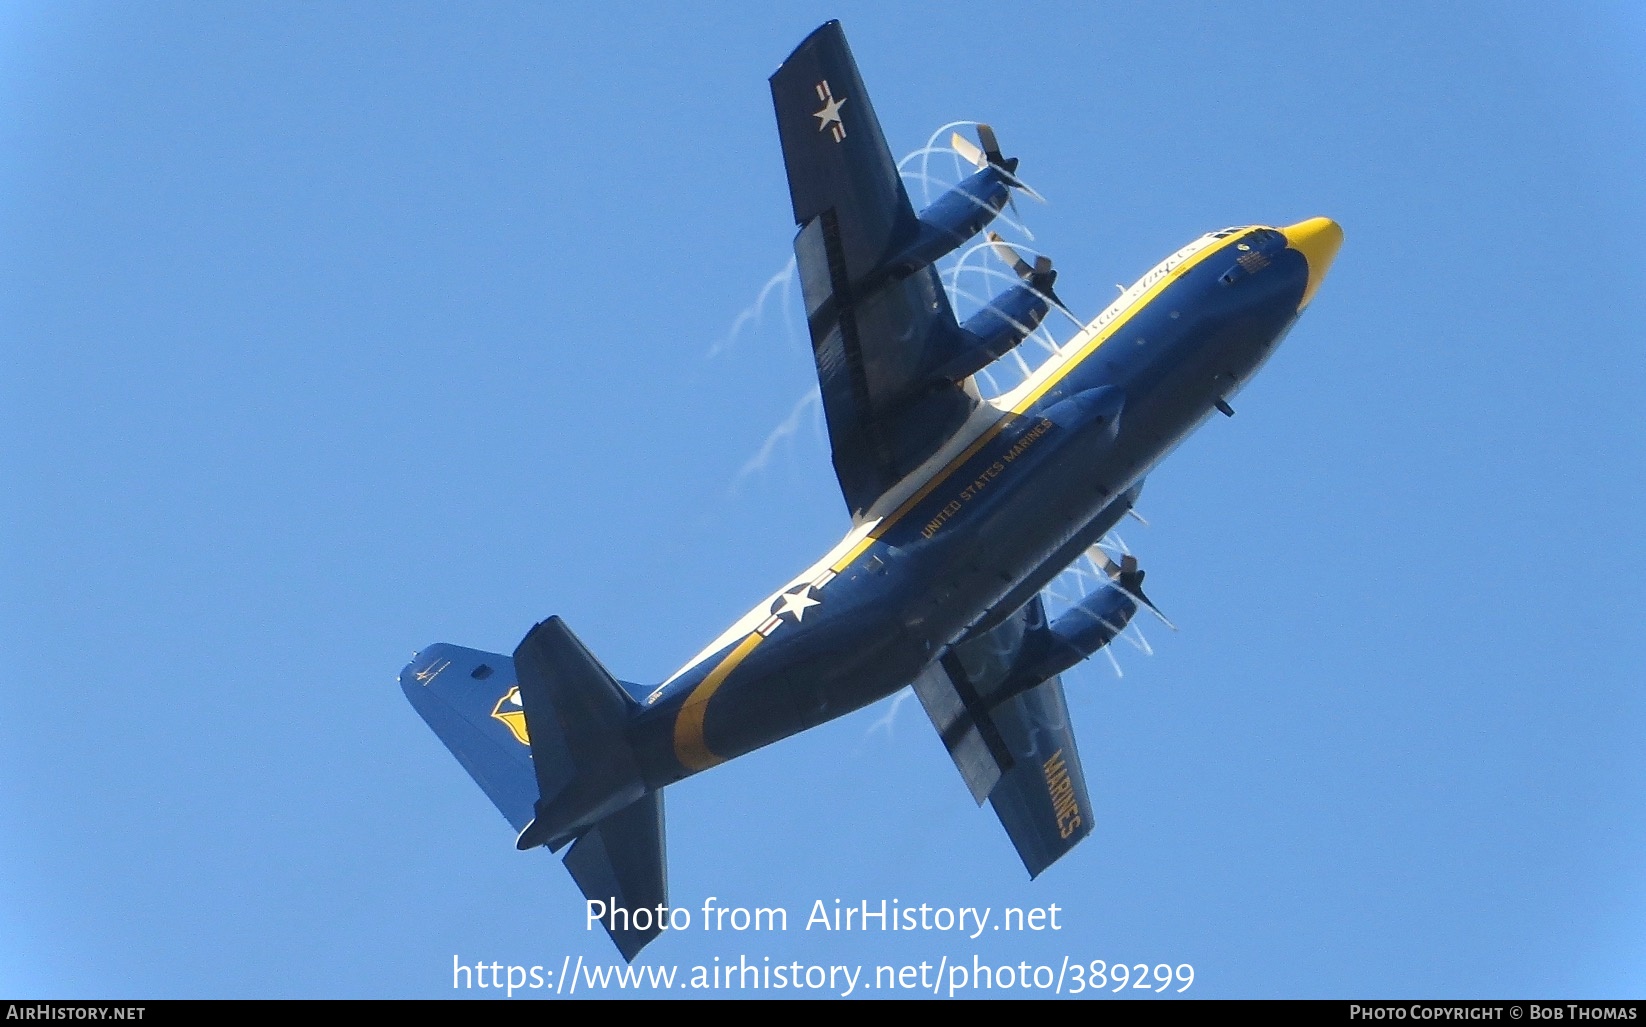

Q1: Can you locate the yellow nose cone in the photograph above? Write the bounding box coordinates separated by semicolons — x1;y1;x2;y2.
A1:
1281;217;1343;311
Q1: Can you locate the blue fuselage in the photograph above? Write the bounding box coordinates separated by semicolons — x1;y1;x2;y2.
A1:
632;224;1320;789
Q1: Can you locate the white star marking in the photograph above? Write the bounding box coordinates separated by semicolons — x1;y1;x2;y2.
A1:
813;81;847;141
775;586;821;622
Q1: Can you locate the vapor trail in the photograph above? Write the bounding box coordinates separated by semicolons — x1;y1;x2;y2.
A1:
734;386;821;482
710;257;798;358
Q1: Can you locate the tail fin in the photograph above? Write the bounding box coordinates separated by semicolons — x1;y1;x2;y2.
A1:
402;620;671;960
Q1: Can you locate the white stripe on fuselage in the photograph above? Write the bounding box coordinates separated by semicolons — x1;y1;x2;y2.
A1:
660;517;881;686
660;228;1243;687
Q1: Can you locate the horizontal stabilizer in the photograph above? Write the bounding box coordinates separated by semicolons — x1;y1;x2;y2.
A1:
563;791;668;962
513;617;645;851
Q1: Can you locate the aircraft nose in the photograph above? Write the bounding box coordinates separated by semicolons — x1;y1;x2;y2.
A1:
1281;217;1343;310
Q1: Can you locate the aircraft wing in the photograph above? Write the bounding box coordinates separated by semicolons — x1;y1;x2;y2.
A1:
912;598;1094;877
771;21;981;519
982;676;1092;877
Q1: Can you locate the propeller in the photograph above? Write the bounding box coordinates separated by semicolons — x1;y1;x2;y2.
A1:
951;124;1045;229
1087;546;1177;632
950;124;1047;205
986;232;1080;327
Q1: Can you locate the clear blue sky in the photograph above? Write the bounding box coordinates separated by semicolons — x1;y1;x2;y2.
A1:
3;2;1643;999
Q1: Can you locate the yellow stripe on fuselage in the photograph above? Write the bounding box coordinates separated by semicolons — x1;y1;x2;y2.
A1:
672;630;764;770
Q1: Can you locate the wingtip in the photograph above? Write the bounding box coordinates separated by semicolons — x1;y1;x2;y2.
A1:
774;19;847;74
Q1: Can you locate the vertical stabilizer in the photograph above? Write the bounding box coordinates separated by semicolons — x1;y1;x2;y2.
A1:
400;644;538;832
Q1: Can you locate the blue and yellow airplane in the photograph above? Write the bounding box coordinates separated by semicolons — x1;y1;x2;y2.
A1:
401;21;1340;960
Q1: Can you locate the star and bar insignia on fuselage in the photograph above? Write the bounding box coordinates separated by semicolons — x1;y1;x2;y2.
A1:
756;567;837;637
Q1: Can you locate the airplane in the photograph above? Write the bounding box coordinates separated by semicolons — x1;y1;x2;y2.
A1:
400;20;1341;961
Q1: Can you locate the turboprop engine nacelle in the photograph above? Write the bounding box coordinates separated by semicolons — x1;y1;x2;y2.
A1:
1010;548;1170;691
1014;585;1141;685
961;575;1145;721
884;125;1042;280
932;280;1051;382
930;234;1072;384
886;164;1015;277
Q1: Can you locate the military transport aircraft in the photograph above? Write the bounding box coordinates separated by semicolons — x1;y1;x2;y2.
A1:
401;20;1341;960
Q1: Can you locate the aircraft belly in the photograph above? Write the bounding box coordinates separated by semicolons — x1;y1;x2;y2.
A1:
690;601;929;769
631;572;931;787
889;298;1299;647
637;247;1311;789
964;484;1142;642
893;416;1138;650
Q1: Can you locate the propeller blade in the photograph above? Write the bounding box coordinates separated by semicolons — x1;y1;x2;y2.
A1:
1013;179;1048;204
951;124;1047;203
976;123;1003;164
950;131;986;169
986;231;1032;279
987;233;1080;326
1085;545;1120;578
1044;293;1081;328
1133;591;1178;632
1085;546;1177;631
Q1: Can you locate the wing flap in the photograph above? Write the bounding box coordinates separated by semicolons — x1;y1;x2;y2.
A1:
911;660;1003;804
